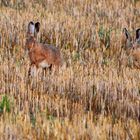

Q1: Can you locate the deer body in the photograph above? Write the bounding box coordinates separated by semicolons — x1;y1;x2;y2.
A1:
26;21;62;76
27;42;62;68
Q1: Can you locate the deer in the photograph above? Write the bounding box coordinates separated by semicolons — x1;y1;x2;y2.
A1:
122;28;140;68
25;21;62;76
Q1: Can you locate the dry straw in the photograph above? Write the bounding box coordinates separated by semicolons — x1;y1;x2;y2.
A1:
0;0;140;139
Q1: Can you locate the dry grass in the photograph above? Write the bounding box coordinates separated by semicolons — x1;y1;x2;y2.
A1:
0;0;140;139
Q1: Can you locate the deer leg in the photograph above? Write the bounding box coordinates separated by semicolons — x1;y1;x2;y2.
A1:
28;63;38;77
28;65;32;77
49;64;52;74
42;67;47;76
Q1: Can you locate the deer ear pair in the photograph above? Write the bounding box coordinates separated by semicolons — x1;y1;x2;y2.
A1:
123;28;140;40
28;21;40;36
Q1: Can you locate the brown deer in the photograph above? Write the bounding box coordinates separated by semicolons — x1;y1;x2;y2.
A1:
25;21;62;76
122;28;140;68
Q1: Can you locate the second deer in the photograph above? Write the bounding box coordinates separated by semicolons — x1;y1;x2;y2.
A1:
122;28;140;68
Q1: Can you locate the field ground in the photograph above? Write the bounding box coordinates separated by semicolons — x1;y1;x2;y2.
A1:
0;0;140;139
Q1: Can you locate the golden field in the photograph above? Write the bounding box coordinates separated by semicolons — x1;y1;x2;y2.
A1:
0;0;140;139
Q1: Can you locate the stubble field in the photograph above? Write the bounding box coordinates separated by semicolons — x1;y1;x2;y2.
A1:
0;0;140;139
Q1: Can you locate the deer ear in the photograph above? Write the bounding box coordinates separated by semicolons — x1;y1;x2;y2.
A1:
136;28;140;40
122;28;132;41
28;21;35;35
123;28;129;39
35;22;40;33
